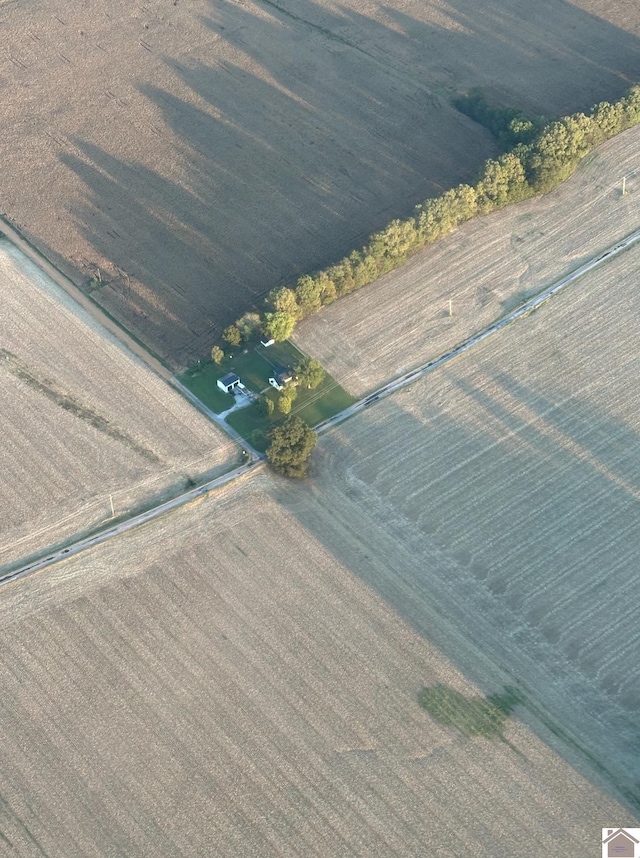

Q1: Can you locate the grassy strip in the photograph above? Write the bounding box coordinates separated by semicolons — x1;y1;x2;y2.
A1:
180;341;355;452
227;373;354;452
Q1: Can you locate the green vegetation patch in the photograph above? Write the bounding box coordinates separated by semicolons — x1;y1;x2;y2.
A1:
178;363;234;413
180;340;311;413
181;340;355;449
266;416;317;478
226;367;355;452
418;684;523;739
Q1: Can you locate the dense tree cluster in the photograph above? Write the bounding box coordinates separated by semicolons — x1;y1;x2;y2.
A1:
266;416;317;478
216;84;640;350
294;356;325;390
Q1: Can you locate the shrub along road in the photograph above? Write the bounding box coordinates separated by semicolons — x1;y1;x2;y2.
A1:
3;226;640;587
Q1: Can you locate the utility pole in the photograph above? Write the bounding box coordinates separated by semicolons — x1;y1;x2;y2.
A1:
622;176;626;196
109;495;115;518
449;299;453;317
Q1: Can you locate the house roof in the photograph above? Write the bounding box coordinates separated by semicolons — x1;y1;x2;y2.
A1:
219;372;240;386
273;366;293;380
602;829;640;844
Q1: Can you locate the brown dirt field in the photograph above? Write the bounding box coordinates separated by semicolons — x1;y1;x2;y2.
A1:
0;239;235;569
299;246;640;806
295;123;640;395
1;1;639;366
0;473;632;857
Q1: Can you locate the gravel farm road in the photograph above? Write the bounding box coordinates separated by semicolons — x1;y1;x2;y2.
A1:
2;225;640;587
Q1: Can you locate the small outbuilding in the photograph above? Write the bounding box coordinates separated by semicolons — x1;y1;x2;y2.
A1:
268;366;294;391
217;372;241;394
260;336;275;348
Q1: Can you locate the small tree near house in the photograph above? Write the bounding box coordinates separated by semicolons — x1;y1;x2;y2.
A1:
259;394;275;417
222;325;242;348
263;311;296;343
277;386;297;415
295;356;325;389
211;345;224;365
235;312;261;343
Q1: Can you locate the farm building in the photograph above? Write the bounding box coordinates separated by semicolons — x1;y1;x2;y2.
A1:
217;372;241;394
269;367;294;391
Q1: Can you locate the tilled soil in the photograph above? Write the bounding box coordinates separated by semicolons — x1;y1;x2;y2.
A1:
3;0;639;365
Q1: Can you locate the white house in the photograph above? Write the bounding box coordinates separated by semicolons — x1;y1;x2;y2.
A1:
268;366;294;391
217;372;241;394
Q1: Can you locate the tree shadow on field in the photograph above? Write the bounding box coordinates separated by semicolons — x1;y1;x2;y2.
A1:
58;0;640;366
380;0;640;116
59;139;256;366
272;376;640;815
203;0;640;117
146;2;497;283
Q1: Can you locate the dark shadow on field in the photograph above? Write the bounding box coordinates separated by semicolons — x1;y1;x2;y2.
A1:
271;379;640;815
59;0;640;365
380;0;640;116
203;0;640;117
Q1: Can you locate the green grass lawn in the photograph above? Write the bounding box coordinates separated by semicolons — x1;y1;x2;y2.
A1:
180;340;308;412
227;372;356;452
180;340;356;450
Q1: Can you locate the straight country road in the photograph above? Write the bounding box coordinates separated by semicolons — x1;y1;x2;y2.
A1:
315;226;640;433
3;226;639;587
0;459;264;587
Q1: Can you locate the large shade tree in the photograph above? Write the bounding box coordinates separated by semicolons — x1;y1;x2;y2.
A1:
266;416;317;478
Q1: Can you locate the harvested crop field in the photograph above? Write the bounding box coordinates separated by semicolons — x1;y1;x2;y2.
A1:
0;473;632;857
2;0;640;364
295;122;640;395
301;244;640;804
0;239;235;569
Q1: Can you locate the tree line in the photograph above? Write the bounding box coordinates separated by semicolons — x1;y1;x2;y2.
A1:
216;83;640;348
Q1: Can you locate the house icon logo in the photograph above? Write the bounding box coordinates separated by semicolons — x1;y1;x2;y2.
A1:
602;829;640;857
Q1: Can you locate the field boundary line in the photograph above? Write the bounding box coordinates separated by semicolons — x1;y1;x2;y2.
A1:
0;214;173;379
0;459;264;588
0;215;254;452
314;226;640;434
3;225;638;586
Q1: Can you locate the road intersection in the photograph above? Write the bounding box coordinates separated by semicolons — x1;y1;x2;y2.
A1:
3;226;639;587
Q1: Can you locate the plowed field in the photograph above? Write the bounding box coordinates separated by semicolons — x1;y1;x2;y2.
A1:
0;240;234;569
2;0;639;364
0;473;631;857
304;243;640;803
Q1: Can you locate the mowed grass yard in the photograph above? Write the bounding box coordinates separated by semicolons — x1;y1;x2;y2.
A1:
301;245;640;806
180;340;355;451
0;474;631;857
2;0;640;364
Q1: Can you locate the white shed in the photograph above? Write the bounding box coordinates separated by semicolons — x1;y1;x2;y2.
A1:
217;372;241;393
